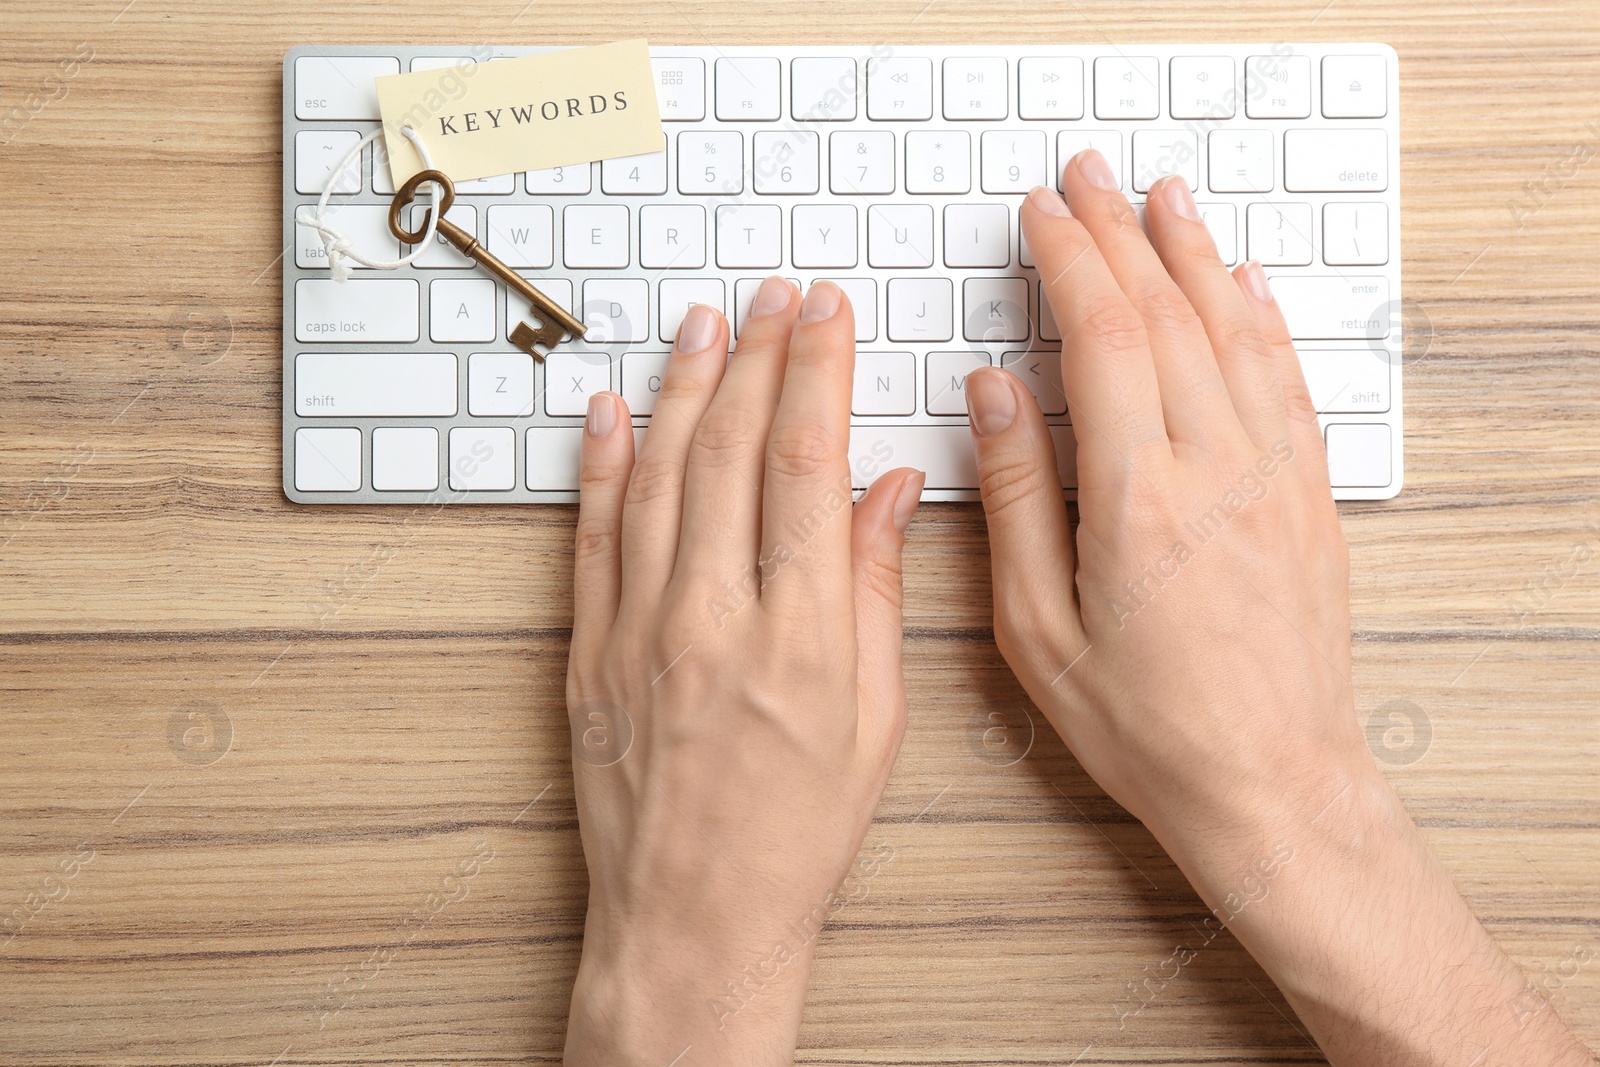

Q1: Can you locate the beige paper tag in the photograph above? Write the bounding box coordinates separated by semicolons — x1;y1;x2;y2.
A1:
375;40;663;185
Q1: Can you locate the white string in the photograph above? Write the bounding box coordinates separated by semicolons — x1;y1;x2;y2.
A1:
305;125;443;282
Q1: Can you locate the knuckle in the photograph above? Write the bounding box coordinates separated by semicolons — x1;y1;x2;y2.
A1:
1214;315;1273;361
765;421;838;481
854;551;904;604
690;412;767;466
1131;282;1200;333
572;514;617;564
625;455;685;509
1079;298;1148;354
980;449;1055;524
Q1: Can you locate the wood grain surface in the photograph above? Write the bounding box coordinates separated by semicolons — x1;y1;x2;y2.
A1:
2;1;1598;1064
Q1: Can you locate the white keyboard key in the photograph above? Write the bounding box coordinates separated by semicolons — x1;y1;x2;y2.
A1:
582;278;650;344
906;130;971;194
964;278;1030;342
294;56;397;120
526;427;586;491
1245;54;1312;119
887;278;953;342
602;135;668;194
866;57;933;120
791;57;857;120
295;130;360;194
640;205;707;270
1001;351;1067;416
1247;202;1314;266
1131;129;1199;192
544;352;612;416
1207;129;1274;193
1298;350;1391;413
753;131;820;194
716;204;783;268
1321;55;1387;118
504;279;572;342
677;131;744;194
658;279;725;343
564;205;631;268
371;427;439;491
294;352;455;416
867;205;935;268
1057;131;1122;190
1322;203;1388;266
652;57;706;120
454;173;516;194
716;57;781;120
622;351;672;414
485;205;554;269
848;425;976;490
1271;276;1390;339
926;351;992;415
830;131;896;194
295;279;419;342
981;130;1048;194
407;203;478;268
430;278;497;343
1170;56;1234;119
294;427;362;492
816;277;878;342
733;276;800;336
409;56;476;72
1017;56;1084;120
525;163;591;194
294;204;397;269
1324;423;1391;487
943;203;1009;268
449;427;516;491
792;205;859;268
1197;202;1238;265
468;352;536;417
943;57;1008;119
1284;129;1387;192
1094;56;1159;119
852;351;916;416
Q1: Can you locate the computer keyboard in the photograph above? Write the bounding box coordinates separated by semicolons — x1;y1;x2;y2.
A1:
282;43;1403;504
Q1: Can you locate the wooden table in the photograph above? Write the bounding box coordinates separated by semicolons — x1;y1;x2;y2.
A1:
2;2;1597;1063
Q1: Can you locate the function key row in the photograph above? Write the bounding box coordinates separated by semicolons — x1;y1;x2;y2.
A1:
294;53;1388;124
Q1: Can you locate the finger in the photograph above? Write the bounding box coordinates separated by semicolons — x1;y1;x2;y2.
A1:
1144;175;1290;449
850;467;923;763
573;392;634;649
758;281;857;618
1059;154;1234;449
1234;262;1335;502
620;302;729;603
674;275;799;584
964;367;1088;655
1020;184;1170;488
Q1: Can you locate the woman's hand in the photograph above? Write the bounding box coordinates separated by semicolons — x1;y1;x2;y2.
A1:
964;150;1595;1067
562;278;924;1067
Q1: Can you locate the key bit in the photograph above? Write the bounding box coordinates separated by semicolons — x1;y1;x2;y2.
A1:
389;168;587;360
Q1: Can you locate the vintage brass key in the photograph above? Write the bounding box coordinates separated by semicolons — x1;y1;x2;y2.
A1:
389;168;586;359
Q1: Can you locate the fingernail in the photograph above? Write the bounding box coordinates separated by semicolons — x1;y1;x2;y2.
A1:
1075;149;1117;191
1026;185;1071;217
676;302;719;352
586;392;617;438
892;471;925;534
799;281;842;324
1162;176;1202;222
967;368;1017;437
750;275;792;319
1241;261;1274;302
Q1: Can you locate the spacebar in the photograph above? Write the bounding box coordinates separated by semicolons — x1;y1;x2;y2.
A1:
847;424;1076;491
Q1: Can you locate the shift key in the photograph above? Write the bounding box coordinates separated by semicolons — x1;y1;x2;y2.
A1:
295;279;420;342
1269;276;1389;340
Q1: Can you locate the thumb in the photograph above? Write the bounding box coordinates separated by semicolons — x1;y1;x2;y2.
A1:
851;466;924;763
965;367;1086;664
